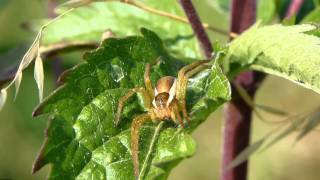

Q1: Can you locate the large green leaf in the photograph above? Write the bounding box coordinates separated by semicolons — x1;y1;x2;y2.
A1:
41;1;201;59
225;23;320;94
32;29;230;179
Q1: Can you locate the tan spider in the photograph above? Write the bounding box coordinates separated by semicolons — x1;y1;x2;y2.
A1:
115;59;210;179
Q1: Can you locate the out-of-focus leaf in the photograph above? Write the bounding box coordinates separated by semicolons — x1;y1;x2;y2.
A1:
228;138;266;169
34;56;44;102
0;89;7;110
258;0;276;23
226;23;320;95
302;6;320;23
296;108;320;141
32;29;231;179
41;0;201;59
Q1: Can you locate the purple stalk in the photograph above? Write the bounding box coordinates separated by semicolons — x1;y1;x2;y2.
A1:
179;0;213;59
286;0;304;18
220;0;258;180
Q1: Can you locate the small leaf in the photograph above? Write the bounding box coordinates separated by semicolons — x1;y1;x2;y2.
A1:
296;108;320;141
34;55;44;102
228;138;265;169
0;89;7;110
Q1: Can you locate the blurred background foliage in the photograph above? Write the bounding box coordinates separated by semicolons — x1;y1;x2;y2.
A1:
0;0;320;179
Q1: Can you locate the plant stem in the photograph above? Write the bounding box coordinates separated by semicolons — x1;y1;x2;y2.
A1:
220;0;258;180
286;0;304;18
178;0;213;59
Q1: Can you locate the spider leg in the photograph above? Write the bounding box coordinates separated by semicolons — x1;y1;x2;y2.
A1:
176;61;211;123
144;57;162;98
131;113;152;179
115;87;151;126
144;63;154;98
170;100;185;128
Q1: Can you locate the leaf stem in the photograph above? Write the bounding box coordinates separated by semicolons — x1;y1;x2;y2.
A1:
178;0;213;59
139;122;164;180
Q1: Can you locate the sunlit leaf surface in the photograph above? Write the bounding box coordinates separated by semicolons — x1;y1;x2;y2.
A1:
226;24;320;94
32;29;231;179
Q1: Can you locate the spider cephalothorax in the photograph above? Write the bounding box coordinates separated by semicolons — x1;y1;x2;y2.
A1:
115;59;210;179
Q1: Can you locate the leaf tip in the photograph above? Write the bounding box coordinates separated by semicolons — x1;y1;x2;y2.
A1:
34;56;44;102
0;89;7;110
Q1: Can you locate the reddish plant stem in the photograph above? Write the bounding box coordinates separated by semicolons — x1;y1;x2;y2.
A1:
286;0;304;18
179;0;213;59
220;0;259;180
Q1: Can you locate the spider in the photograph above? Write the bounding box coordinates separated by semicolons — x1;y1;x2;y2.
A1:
115;59;210;179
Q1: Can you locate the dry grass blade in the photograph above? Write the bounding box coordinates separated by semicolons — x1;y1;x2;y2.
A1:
262;115;305;150
296;108;320;141
34;55;44;102
227;138;266;170
254;104;289;116
13;32;41;99
235;83;289;119
0;89;7;110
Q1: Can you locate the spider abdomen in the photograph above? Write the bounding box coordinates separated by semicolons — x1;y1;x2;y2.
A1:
155;76;176;94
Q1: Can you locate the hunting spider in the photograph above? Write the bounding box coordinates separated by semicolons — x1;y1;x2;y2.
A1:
115;59;210;179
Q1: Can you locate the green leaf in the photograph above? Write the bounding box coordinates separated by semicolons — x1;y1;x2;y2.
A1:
32;29;231;179
302;6;320;23
41;1;201;59
226;23;320;94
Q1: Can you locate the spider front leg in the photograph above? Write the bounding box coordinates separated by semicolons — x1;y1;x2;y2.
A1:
115;87;151;126
176;60;211;123
131;113;153;179
144;58;161;98
170;100;185;128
